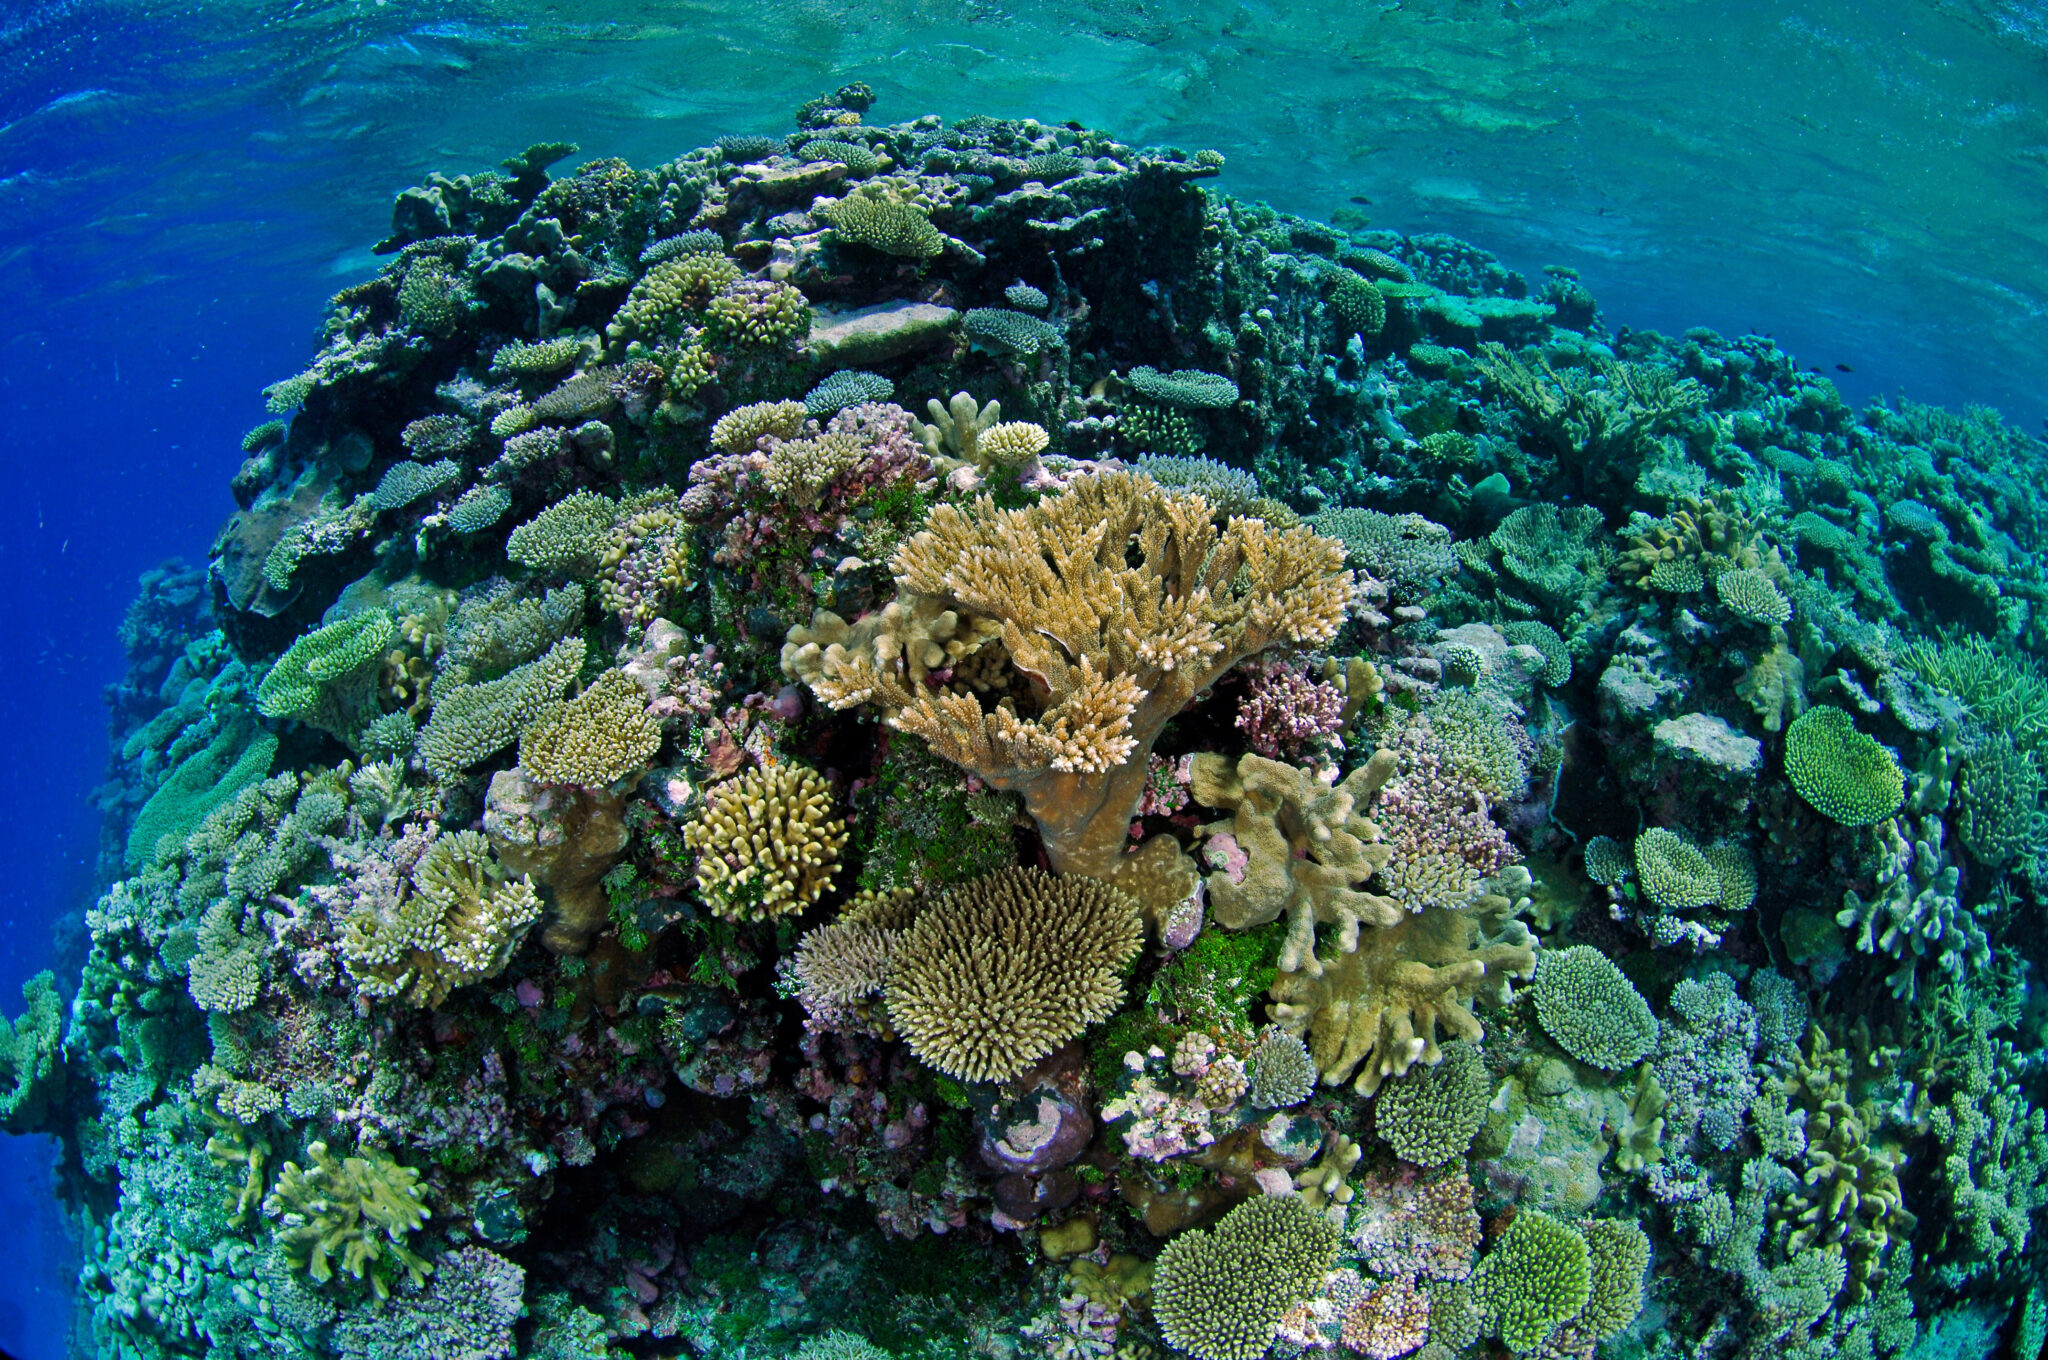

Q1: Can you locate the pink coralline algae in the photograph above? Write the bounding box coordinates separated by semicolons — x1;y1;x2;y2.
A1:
1235;657;1346;760
1135;752;1195;818
1100;1047;1225;1160
1366;721;1520;912
1346;1165;1483;1282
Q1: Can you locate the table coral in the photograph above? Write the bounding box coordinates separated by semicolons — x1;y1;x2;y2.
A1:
1782;705;1904;825
1530;945;1657;1071
884;867;1141;1082
786;470;1352;878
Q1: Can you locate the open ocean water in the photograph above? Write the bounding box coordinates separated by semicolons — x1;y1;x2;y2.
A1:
2;3;2046;1359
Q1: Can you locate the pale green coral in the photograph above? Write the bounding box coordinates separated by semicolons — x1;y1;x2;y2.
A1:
1152;1195;1342;1360
1500;620;1571;687
256;611;395;747
1633;828;1720;911
825;194;944;257
1715;567;1792;625
1531;945;1657;1071
507;491;621;577
417;636;586;779
1783;706;1904;825
1470;1209;1591;1353
1375;1040;1490;1167
264;1140;432;1299
0;971;62;1135
1125;365;1238;409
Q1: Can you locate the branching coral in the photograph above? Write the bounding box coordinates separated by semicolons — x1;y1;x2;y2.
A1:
684;763;847;920
1152;1195;1342;1360
883;867;1141;1082
1784;706;1904;825
825;193;945;257
1268;881;1535;1095
0;972;63;1135
518;668;662;789
418;636;586;779
506;491;620;577
264;1141;433;1299
338;828;543;1007
1469;1210;1590;1353
1191;750;1401;974
786;471;1351;878
256;611;395;747
1530;946;1658;1071
1375;1040;1491;1167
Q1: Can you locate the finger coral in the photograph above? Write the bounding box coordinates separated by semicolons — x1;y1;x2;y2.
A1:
1191;750;1402;974
791;471;1351;878
883;867;1141;1082
1269;884;1535;1095
684;763;848;921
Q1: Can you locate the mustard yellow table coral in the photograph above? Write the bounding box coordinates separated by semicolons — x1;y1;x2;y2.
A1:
783;470;1352;878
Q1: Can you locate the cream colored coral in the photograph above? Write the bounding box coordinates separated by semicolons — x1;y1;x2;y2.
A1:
761;432;864;507
518;668;662;789
1267;883;1535;1095
910;391;1001;467
781;596;1003;709
884;867;1142;1082
710;399;808;453
1192;750;1402;975
787;471;1353;878
976;421;1050;470
684;763;847;920
341;830;543;1008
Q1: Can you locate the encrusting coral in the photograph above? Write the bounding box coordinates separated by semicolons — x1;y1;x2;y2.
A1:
786;470;1352;879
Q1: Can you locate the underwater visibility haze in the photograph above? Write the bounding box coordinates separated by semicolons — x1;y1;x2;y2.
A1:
7;4;2048;1360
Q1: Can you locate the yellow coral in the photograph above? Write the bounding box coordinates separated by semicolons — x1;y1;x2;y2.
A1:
761;432;864;507
684;763;847;920
787;471;1352;878
711;399;809;453
518;669;662;789
1267;889;1535;1095
1192;750;1402;975
884;867;1142;1081
975;421;1050;470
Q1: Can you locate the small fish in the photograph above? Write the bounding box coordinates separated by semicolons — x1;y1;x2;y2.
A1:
1835;362;1855;372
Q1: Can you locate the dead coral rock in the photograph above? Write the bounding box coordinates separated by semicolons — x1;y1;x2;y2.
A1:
483;767;628;955
1192;750;1401;975
806;300;959;367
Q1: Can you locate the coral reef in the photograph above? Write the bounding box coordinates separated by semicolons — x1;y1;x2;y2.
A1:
41;90;2048;1360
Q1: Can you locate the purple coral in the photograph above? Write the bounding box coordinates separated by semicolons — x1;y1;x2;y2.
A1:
1235;657;1345;759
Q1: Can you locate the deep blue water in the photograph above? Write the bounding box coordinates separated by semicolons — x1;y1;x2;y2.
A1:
4;2;2047;1356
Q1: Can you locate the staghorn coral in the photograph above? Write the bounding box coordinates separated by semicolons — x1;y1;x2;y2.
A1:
684;763;847;921
1192;750;1401;974
264;1140;432;1300
1269;881;1535;1095
884;867;1141;1082
517;668;663;789
337;828;543;1008
1530;946;1658;1071
1152;1194;1343;1360
792;471;1351;879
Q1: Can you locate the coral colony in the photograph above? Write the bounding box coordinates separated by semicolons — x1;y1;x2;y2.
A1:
11;82;2048;1360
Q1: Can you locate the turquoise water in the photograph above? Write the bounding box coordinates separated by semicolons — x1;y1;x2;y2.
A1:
3;3;2048;1359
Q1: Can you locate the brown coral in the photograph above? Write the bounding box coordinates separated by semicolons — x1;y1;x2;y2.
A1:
787;471;1352;878
1191;750;1402;975
884;867;1142;1082
1268;889;1535;1095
